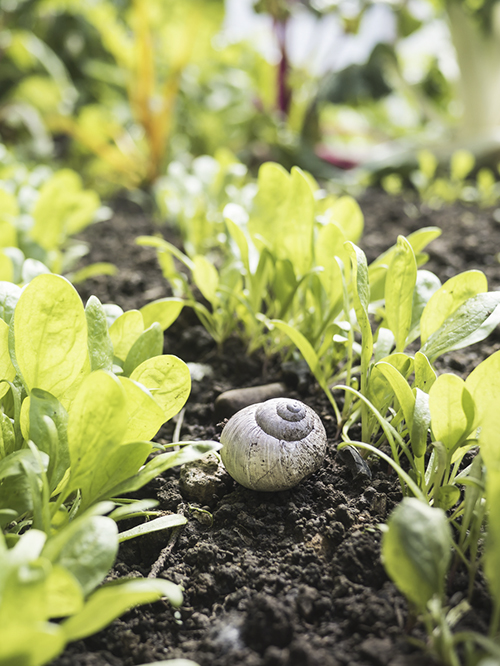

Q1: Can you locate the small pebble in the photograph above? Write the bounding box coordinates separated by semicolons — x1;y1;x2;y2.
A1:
214;382;288;419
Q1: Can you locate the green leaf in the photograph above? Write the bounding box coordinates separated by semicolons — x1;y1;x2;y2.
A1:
109;310;144;363
268;320;329;393
140;298;184;331
225;215;250;274
88;440;153;506
249;165;315;277
123;322;163;376
119;376;166;442
130;355;191;422
110;441;221;497
413;351;436;392
369;227;441;300
411;388;431;460
42;514;118;597
484;468;500;617
0;450;46;525
408;270;441;343
367;352;412;416
29;389;69;491
118;513;187;542
345;242;373;368
12;274;89;402
450;149;475;181
429;374;475;452
192;255;219;304
0;282;21;324
420;292;500;362
67;370;128;500
0;621;64;666
375;361;417;442
420;270;488;344
85;296;114;372
62;577;182;642
279;167;316;276
465;350;500;464
326;196;364;244
30;170;101;251
381;498;452;611
45;564;84;618
385;236;417;352
68;262;117;284
315;223;346;306
0;319;15;399
0;411;16;458
249;162;290;248
435;484;461;511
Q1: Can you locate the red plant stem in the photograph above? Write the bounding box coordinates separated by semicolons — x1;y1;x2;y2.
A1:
274;18;291;117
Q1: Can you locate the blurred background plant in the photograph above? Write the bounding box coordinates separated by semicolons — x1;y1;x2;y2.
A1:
0;144;114;282
2;0;500;197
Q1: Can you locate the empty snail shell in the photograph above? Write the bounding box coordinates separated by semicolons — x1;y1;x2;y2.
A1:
220;398;327;491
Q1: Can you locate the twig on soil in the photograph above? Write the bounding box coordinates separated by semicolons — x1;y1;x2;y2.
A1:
148;524;185;578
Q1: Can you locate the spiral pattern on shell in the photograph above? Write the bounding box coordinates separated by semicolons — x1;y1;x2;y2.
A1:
220;398;327;492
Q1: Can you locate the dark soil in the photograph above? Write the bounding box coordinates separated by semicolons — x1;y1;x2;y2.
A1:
51;190;500;666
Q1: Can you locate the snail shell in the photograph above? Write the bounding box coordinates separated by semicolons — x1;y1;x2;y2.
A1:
220;398;327;491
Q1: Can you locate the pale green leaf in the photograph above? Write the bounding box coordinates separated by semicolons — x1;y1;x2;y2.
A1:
12;274;88;401
110;441;221;497
118;513;187;542
375;361;416;444
0;319;15;399
315;223;346;306
130;355;191;422
465;349;500;466
385;236;417;352
123;322;163;376
119;376;165;442
420;270;487;344
268;319;329;393
249;162;290;247
345;242;373;366
279;167;316;276
484;468;500;613
86;296;114;372
67;370;128;496
411;387;431;460
420;292;500;362
413;351;436;392
29;388;69;491
45;565;84;618
381;498;452;611
192;255;219;304
69;262;117;284
429;374;475;451
109;310;144;362
325;195;364;243
140;298;184;331
408;270;441;343
0;282;21;324
42;514;118;597
369;227;441;300
62;577;182;642
0;622;64;666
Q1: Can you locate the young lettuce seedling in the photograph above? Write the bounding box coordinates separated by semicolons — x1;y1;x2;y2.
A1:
0;504;184;666
0;167;115;283
0;273;219;527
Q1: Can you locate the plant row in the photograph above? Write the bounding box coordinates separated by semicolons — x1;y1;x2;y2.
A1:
2;151;500;664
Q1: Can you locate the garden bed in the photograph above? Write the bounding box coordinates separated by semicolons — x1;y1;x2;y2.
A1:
52;189;500;666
